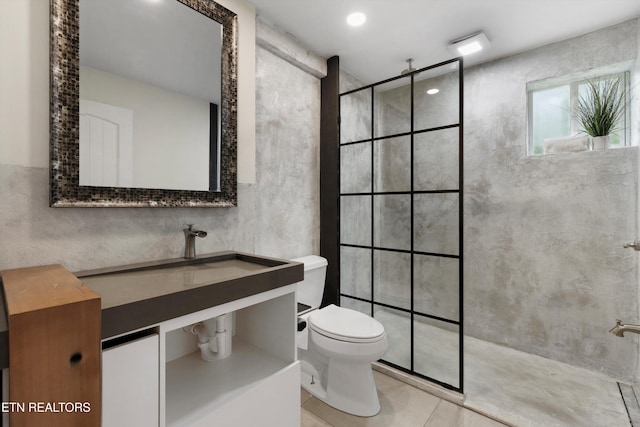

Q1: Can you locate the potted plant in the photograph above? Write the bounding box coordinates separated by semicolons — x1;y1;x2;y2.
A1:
573;76;626;150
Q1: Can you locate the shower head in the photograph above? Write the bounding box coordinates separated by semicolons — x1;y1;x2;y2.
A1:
401;58;417;75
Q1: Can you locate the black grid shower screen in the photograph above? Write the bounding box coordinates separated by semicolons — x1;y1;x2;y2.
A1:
338;57;464;393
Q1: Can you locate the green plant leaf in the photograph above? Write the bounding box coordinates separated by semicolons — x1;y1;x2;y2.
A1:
573;76;625;137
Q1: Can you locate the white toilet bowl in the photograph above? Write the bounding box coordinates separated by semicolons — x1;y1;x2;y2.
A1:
293;256;388;417
299;304;388;417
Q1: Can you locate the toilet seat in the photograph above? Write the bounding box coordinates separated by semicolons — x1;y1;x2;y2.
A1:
308;304;385;343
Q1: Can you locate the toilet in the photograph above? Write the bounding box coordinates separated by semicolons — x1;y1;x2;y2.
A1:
293;255;388;417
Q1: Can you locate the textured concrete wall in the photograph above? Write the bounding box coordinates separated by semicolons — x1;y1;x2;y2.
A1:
0;165;258;271
464;20;639;382
0;2;321;272
254;46;321;259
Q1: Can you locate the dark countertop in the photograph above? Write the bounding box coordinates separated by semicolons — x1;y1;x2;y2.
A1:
78;251;303;340
0;251;303;369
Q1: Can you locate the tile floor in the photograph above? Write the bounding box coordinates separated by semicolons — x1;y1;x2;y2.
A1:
300;371;509;427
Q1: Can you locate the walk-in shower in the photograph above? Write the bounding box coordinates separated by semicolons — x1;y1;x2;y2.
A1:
338;58;464;392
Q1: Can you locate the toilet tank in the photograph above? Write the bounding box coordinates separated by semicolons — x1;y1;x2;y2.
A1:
292;255;328;309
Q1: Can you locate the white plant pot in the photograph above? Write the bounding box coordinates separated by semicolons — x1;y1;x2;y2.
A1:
591;135;610;150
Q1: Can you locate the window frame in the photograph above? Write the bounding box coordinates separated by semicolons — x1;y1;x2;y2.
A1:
527;68;631;155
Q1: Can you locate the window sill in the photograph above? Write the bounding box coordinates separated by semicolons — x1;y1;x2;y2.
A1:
527;144;635;158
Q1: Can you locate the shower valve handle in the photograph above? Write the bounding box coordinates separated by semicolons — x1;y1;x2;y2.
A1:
623;241;640;251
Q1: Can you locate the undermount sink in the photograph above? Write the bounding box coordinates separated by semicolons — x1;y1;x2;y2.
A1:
76;251;303;339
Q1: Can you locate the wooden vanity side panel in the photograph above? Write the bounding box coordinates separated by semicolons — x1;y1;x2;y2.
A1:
2;265;101;427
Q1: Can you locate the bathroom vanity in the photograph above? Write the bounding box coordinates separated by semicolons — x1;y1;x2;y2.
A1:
0;251;303;427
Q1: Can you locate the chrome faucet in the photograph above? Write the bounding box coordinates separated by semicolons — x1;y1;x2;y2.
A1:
609;319;640;337
183;224;207;259
624;241;640;251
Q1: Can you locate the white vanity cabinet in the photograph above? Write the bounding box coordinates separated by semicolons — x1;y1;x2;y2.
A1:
102;333;160;427
101;284;300;427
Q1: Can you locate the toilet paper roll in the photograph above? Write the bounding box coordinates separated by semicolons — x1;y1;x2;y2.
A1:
296;325;308;350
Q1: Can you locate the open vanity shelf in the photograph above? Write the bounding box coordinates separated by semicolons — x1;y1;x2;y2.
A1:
161;290;299;427
165;341;291;426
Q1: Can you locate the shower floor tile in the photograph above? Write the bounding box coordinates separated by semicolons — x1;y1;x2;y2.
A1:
464;336;629;427
371;309;630;426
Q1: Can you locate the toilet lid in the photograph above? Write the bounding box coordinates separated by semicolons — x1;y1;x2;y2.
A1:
309;304;385;343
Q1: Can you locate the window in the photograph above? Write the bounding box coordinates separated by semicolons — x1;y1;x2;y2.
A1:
527;71;630;155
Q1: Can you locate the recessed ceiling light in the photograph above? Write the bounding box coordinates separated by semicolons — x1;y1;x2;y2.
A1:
347;12;366;27
426;88;439;95
448;31;490;56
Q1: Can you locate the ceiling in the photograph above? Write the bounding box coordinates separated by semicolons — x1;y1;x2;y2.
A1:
249;0;640;85
81;0;222;102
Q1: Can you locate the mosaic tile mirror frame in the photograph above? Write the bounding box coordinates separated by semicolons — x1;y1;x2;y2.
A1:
50;0;238;207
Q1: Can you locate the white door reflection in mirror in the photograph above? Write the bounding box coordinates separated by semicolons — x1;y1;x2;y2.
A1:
80;100;134;188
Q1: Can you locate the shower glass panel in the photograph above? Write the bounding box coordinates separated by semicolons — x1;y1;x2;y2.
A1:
414;129;459;191
414;317;460;388
374;195;411;251
338;58;463;393
340;246;372;300
374;250;411;310
374;136;411;192
340;296;371;316
414;65;460;130
414;255;459;321
341;142;372;193
340;195;371;246
340;88;372;144
374;78;412;138
414;193;459;256
374;305;411;371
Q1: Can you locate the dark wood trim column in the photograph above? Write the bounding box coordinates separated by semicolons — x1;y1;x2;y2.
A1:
320;56;340;307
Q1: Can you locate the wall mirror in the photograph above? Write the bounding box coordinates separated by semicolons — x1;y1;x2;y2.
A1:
50;0;237;207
